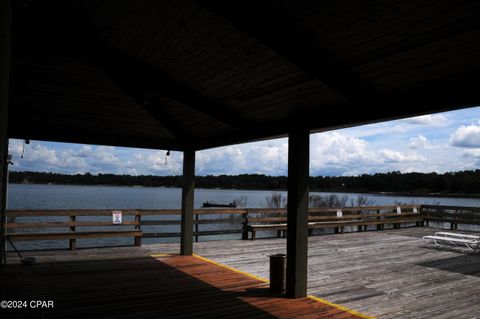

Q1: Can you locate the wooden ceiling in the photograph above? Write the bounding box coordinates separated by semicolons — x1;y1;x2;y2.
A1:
8;0;480;150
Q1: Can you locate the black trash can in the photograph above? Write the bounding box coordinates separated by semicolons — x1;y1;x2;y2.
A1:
269;254;286;293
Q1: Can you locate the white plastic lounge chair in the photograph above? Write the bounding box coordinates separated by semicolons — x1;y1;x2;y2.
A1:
423;232;480;252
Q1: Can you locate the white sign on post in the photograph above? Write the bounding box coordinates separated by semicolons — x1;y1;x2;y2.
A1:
336;210;343;218
396;206;402;214
413;207;418;213
112;210;123;224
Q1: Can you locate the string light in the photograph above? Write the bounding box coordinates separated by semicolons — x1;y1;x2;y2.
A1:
21;139;30;159
165;150;170;165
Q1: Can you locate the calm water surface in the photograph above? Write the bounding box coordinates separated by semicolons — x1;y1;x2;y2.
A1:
9;183;480;209
7;184;480;250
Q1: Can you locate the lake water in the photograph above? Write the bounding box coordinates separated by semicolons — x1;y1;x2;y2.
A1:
9;184;480;209
7;184;480;251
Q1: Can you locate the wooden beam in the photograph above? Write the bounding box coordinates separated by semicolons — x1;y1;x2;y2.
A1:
181;149;196;255
286;126;310;298
0;0;11;265
100;57;251;130
197;1;377;105
98;74;191;146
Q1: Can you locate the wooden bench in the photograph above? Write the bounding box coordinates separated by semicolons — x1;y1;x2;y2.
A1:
245;206;423;240
423;233;480;252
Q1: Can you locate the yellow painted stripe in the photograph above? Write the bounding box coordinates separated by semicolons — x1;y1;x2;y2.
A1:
308;295;376;319
193;254;269;283
150;253;174;258
193;254;375;319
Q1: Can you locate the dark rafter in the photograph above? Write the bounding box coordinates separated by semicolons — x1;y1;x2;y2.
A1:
95;64;192;147
196;0;380;106
100;57;251;130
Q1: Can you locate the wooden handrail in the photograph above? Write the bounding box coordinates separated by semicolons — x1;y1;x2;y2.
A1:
4;204;480;250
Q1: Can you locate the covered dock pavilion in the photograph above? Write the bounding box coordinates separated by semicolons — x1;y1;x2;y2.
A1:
2;0;480;317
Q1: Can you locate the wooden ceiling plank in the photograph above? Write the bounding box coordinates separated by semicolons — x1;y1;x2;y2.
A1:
167;24;251;83
196;0;378;106
304;0;442;54
149;11;229;72
339;6;480;67
355;29;480;84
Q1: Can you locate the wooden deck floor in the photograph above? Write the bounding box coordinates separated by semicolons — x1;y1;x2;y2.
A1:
192;228;480;319
2;254;365;318
5;227;480;318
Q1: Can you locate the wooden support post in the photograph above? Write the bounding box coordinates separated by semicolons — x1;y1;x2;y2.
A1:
69;215;76;250
241;211;249;240
180;149;195;255
195;214;199;243
376;210;382;230
0;0;11;265
286;126;309;298
134;211;142;246
357;211;362;232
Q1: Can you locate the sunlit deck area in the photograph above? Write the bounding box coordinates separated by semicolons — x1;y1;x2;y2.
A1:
5;227;480;318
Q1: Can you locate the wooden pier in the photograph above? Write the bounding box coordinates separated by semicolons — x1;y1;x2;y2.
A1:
5;227;480;318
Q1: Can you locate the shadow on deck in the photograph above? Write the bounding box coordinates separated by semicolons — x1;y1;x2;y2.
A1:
1;254;365;319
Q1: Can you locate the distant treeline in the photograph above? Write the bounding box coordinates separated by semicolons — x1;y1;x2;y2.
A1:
8;170;480;195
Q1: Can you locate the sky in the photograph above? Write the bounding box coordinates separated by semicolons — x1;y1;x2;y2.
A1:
8;106;480;177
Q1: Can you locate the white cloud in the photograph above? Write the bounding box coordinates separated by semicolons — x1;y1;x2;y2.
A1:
196;141;288;175
450;125;480;148
12;142;59;166
402;114;448;127
341;123;407;138
310;132;426;176
74;146;94;158
377;149;426;163
408;135;431;149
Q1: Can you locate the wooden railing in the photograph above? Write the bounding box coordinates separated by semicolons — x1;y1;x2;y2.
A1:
3;205;480;250
5;209;142;250
422;205;480;230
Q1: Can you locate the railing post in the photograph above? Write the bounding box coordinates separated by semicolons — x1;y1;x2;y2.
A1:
195;213;199;243
357;210;362;232
376;209;382;230
69;215;76;250
242;210;249;240
451;210;457;230
135;211;142;247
